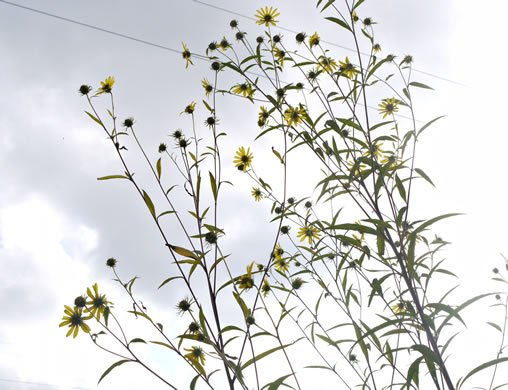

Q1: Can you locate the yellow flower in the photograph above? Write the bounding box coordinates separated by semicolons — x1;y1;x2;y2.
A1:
309;32;320;47
378;98;399;119
274;47;286;66
238;262;255;290
319;56;338;73
297;225;321;245
339;57;356;79
373;43;382;53
352;11;359;23
274;257;290;273
392;302;406;314
202;78;213;97
219;36;230;51
97;76;115;95
273;243;284;260
255;7;280;27
232;82;254;98
262;279;271;297
346;159;367;175
380;154;401;168
259;106;270;122
234;146;253;172
284;105;306;127
181;42;193;68
59;305;91;338
363;142;385;160
184;346;205;365
86;283;112;321
183;101;196;115
252;187;263;201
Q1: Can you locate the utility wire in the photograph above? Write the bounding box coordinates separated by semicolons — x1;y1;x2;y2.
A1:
0;0;422;122
192;0;466;87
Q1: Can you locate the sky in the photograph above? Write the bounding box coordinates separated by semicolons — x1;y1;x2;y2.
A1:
1;0;508;389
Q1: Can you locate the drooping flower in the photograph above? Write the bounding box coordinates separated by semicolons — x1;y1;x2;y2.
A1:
59;305;91;338
319;56;338;73
309;32;320;47
339;57;356;79
181;43;193;68
274;47;286;66
234;146;253;172
262;279;271;297
297;225;321;245
373;43;382;53
274;257;290;273
259;106;270;123
232;82;254;98
97;76;115;95
86;283;112;321
238;263;255;291
184;346;205;365
202;78;214;97
273;243;284;260
183;101;196;115
363;141;385;160
252;187;263;201
219;36;230;51
255;7;280;27
352;11;359;23
378;98;399;119
284;105;306;127
392;301;406;314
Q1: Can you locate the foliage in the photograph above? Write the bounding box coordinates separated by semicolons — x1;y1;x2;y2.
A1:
62;1;508;389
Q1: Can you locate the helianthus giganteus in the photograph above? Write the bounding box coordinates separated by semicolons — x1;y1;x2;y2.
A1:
232;82;254;98
378;98;399;119
59;305;91;338
202;78;213;97
319;56;338;73
339;57;356;79
238;263;255;290
309;32;320;47
181;42;193;68
255;7;280;27
297;225;321;245
184;346;205;365
86;283;112;321
252;187;263;201
234;146;253;172
284;105;306;127
97;76;115;95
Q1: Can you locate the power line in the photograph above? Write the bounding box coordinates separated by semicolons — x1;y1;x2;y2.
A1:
192;0;466;87
0;0;181;55
0;0;423;122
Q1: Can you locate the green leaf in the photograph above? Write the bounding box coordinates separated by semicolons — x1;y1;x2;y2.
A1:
156;158;162;180
129;338;146;344
353;0;366;10
337;117;363;131
417;115;445;136
85;110;104;126
150;341;176;351
487;322;502;333
190;374;200;390
241;342;296;370
409;81;433;90
267;374;293;390
209;171;218;201
142;190;156;218
158;276;182;289
325;16;352;32
327;223;377;236
395;174;407;202
459;357;508;388
411;213;461;237
426;302;466;327
157;210;175;220
97;175;129;181
97;359;131;384
415;167;435;187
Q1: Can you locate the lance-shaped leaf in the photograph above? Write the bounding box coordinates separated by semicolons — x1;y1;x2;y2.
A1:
169;245;199;260
142;190;156;218
97;359;131;384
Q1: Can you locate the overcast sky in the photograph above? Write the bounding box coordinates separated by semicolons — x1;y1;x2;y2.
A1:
1;0;508;389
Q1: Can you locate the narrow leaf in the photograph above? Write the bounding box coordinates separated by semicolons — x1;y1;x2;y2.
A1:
97;359;131;384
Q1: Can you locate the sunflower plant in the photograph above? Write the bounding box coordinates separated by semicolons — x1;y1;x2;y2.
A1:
63;1;508;389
